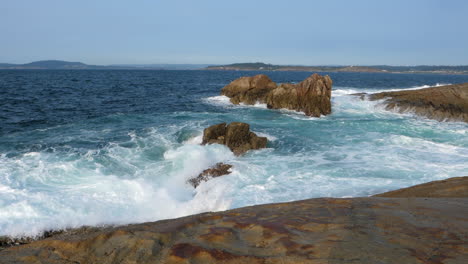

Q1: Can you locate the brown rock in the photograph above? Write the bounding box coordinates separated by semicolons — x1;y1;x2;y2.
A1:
249;132;268;150
2;189;467;263
202;122;226;145
266;73;332;117
368;82;468;122
188;163;233;188
221;74;277;105
221;73;333;117
201;122;267;155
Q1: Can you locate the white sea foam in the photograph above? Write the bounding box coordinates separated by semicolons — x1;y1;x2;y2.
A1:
204;95;267;109
255;132;278;141
184;134;203;144
0;128;236;237
332;83;451;97
204;95;231;106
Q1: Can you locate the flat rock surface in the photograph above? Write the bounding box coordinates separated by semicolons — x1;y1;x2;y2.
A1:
369;83;468;122
1;177;467;264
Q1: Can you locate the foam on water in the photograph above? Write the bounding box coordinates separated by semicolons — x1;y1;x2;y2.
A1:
204;95;268;109
0;128;235;237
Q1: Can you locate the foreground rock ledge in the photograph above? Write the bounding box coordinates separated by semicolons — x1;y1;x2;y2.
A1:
1;177;467;264
221;73;333;117
368;82;468;122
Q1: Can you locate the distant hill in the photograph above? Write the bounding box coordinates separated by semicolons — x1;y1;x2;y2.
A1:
0;60;108;70
0;60;209;70
2;61;467;74
109;64;211;70
23;60;88;69
205;62;468;75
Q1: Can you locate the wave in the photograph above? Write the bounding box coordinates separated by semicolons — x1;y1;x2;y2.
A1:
0;127;235;237
204;95;267;109
332;83;452;97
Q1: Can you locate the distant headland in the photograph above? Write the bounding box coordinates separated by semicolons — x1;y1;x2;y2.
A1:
0;60;209;70
1;60;468;74
205;62;468;75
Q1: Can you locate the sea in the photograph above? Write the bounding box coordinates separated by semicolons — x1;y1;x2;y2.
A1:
1;70;467;237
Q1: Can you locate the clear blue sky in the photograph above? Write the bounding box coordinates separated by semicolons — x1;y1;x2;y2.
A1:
1;0;467;65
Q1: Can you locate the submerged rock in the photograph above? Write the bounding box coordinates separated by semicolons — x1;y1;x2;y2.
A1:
221;73;332;117
202;122;267;155
188;163;233;188
1;177;467;263
368;82;468;122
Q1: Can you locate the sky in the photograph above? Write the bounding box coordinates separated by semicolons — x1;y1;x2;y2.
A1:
1;0;467;65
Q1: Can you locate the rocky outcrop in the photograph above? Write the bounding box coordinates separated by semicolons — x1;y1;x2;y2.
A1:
221;74;277;105
1;177;467;264
202;122;267;155
266;74;333;117
368;83;468;122
188;163;233;188
221;73;333;117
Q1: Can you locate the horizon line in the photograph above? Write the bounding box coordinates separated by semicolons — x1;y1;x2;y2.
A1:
2;59;468;67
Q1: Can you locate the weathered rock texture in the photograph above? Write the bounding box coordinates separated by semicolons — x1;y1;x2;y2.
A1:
188;163;233;188
369;83;468;122
221;74;277;105
1;177;467;264
202;122;267;155
221;73;333;117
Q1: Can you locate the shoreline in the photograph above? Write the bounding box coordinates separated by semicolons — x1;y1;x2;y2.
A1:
1;176;467;263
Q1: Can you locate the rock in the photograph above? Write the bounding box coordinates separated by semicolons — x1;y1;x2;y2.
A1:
266;74;332;117
202;122;267;155
188;163;233;188
368;82;468;122
221;73;333;117
1;177;467;263
202;122;226;145
221;74;277;105
374;176;468;198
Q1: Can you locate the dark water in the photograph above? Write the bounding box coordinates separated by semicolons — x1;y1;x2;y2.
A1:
2;70;468;135
1;70;467;237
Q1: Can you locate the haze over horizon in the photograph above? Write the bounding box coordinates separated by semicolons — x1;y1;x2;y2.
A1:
1;0;467;66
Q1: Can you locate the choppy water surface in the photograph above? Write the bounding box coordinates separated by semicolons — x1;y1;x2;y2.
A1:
1;70;467;237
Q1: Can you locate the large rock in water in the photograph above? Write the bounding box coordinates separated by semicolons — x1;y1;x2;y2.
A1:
220;74;277;104
368;82;468;122
266;74;332;117
202;122;267;155
1;177;467;264
221;73;332;117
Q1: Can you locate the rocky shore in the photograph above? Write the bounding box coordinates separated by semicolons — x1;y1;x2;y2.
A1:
221;73;332;117
367;82;468;122
1;177;467;264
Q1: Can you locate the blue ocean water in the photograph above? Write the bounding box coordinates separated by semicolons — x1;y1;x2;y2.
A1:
1;70;467;237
